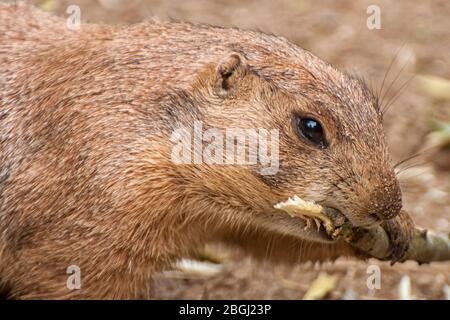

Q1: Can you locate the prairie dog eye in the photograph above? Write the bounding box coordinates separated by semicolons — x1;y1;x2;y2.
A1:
294;115;327;149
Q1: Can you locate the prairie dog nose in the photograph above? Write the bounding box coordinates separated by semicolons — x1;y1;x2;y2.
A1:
369;176;402;221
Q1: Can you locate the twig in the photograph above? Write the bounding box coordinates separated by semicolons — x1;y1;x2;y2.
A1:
274;197;450;263
324;209;450;263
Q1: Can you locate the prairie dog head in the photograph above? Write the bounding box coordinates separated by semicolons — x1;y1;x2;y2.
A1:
168;32;401;244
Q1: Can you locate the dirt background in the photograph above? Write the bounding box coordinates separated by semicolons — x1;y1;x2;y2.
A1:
12;0;450;299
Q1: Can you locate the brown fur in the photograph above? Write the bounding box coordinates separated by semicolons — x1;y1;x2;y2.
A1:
0;3;411;299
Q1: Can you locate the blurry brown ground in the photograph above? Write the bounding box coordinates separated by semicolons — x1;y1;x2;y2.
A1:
20;0;450;299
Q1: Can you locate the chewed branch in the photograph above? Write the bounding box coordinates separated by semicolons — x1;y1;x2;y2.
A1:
324;208;450;263
275;196;450;263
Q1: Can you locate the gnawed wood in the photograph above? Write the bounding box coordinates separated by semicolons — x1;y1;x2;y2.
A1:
275;197;450;263
323;208;450;263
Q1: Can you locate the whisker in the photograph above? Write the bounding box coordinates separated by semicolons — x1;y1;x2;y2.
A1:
394;145;438;169
382;73;415;114
394;150;426;169
378;41;408;104
395;157;434;180
381;53;411;105
395;156;430;172
397;161;429;187
396;159;432;176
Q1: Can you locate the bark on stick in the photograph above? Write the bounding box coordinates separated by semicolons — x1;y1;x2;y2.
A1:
324;209;450;263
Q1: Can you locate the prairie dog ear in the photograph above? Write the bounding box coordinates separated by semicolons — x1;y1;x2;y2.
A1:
214;53;247;97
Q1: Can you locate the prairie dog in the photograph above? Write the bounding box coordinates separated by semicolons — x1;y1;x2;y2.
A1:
0;3;411;299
